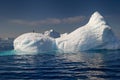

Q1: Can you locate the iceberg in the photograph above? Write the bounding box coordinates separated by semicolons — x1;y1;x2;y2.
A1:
56;11;120;52
0;38;14;51
14;33;56;53
44;29;60;38
14;11;120;53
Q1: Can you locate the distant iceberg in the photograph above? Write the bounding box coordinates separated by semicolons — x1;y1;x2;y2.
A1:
0;38;14;51
14;11;120;53
44;29;60;38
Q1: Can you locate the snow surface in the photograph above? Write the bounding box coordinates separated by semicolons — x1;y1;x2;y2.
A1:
14;11;120;53
14;33;56;53
56;11;120;52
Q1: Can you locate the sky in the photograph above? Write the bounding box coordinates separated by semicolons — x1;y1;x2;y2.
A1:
0;0;120;38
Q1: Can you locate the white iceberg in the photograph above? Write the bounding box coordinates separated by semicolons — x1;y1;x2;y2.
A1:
56;11;120;52
44;29;60;38
14;33;56;53
0;38;14;50
14;11;120;53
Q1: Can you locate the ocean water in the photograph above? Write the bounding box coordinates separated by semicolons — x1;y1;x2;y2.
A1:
0;50;120;80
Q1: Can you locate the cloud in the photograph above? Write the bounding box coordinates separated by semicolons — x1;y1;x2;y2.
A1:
9;15;86;26
34;18;61;25
10;19;33;25
62;16;85;24
10;18;61;26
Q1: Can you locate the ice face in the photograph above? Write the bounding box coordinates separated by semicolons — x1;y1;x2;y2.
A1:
56;11;120;52
14;11;120;53
87;11;106;26
14;33;56;53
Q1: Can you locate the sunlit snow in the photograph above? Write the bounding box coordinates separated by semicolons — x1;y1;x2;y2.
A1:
14;12;120;53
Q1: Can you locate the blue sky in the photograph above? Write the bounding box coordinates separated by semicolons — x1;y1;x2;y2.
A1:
0;0;120;38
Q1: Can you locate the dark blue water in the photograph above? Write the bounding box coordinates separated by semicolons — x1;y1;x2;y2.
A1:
0;50;120;80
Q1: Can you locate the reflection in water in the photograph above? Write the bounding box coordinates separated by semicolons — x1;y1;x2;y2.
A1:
13;55;36;65
58;52;106;80
0;50;120;80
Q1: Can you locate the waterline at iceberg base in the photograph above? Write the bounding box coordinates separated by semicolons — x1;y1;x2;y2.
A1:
14;11;120;53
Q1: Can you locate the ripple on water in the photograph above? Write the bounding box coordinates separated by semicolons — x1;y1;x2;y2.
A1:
0;50;120;80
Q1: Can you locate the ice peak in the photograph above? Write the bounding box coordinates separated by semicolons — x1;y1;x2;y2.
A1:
44;29;60;38
92;11;102;17
50;29;54;32
88;11;106;25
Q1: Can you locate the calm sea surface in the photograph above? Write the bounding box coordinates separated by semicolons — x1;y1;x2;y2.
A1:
0;50;120;80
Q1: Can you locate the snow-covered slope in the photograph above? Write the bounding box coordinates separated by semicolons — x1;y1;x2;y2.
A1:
14;11;120;53
14;33;56;53
56;11;120;52
44;29;60;38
